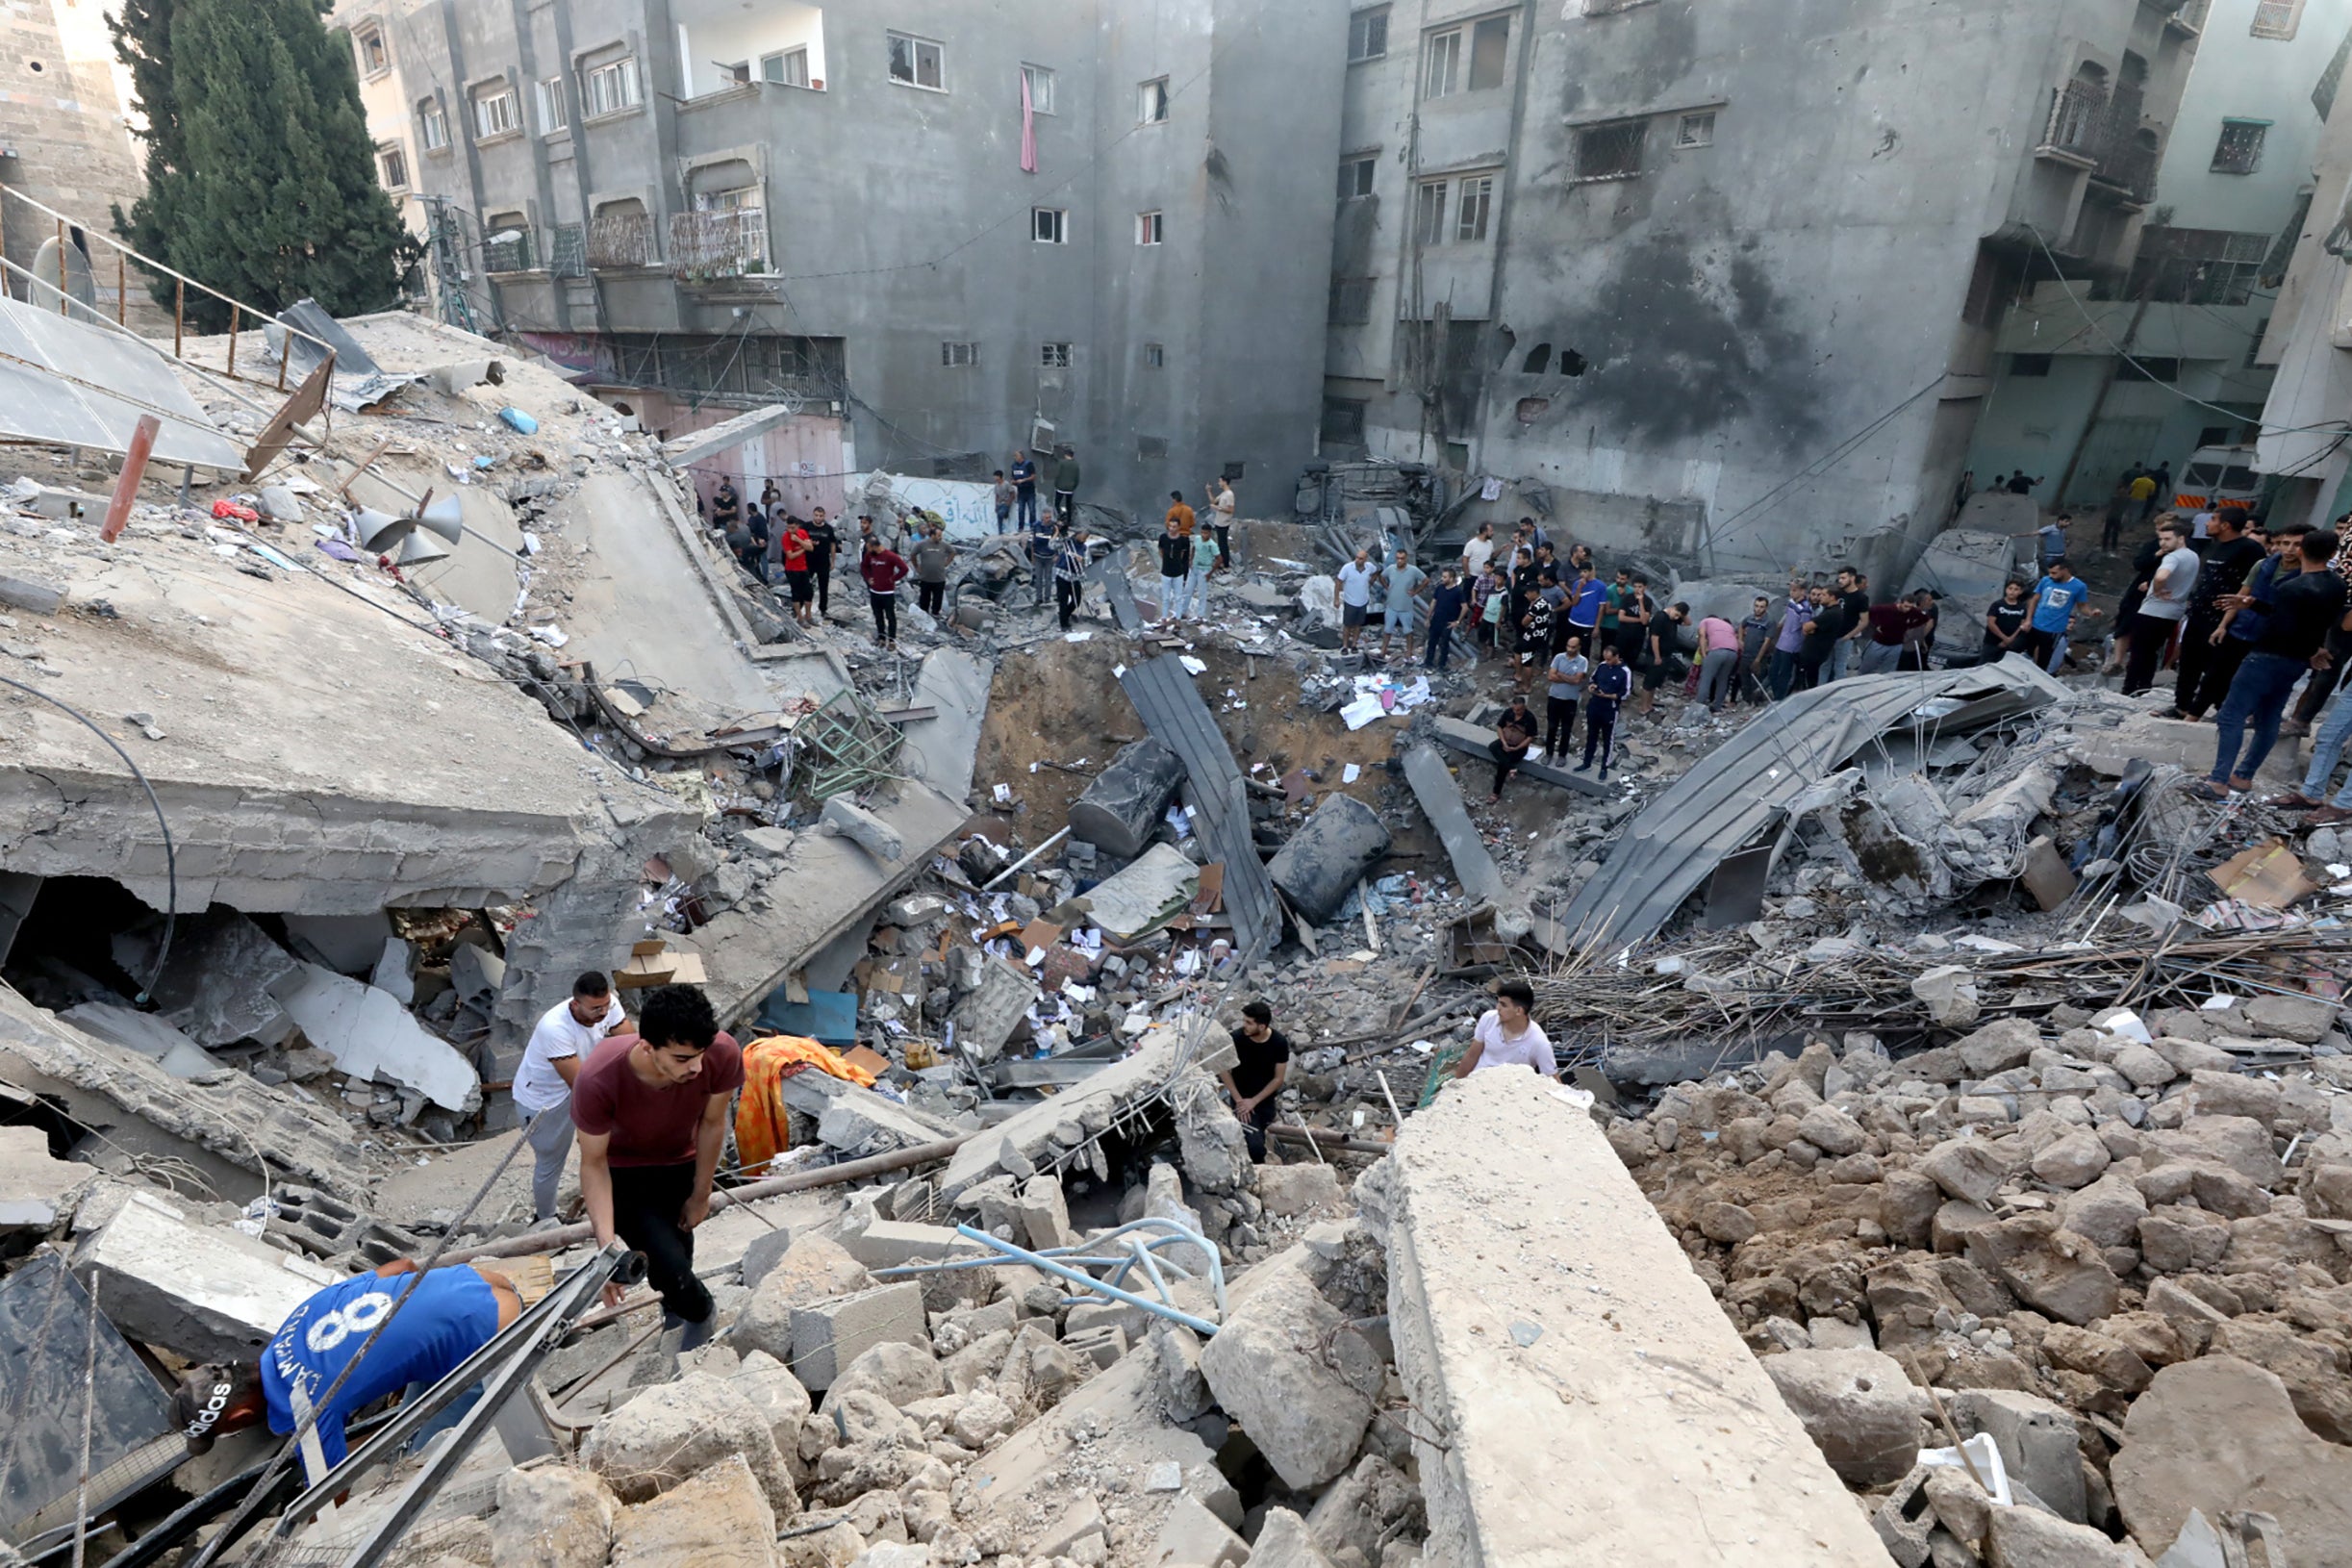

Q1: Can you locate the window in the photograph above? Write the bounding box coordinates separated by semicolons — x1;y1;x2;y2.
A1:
1041;342;1073;368
1444;442;1471;470
354;23;389;78
483;214;533;273
1454;175;1493;241
1329;276;1374;323
761;49;810;88
1349;7;1389;62
1032;207;1067;243
1136;211;1164;245
584;57;641;117
1413;181;1447;243
2211;119;2267;174
418;98;448;151
535;77;567;134
1145;342;1165;368
1675;112;1715;148
1139;77;1170;123
1422;29;1459;98
2198;425;2234;447
1137;436;1169;461
1022;63;1055;114
2116;356;2182;383
1574;119;1647;181
1322;397;1368;444
2125;226;2272;304
1467;16;1510;90
1582;0;1658;13
2009;353;2053;377
1338;156;1377;199
376;143;408;190
941;341;977;367
2251;0;2303;39
472;84;520;139
889;33;945;90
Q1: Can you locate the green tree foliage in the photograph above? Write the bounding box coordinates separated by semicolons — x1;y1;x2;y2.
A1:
111;0;412;332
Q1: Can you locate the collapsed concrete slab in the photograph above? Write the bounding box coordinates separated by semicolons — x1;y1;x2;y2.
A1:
269;962;480;1113
1355;1069;1890;1566
1079;843;1201;942
1401;743;1503;907
58;1003;220;1080
72;1189;342;1361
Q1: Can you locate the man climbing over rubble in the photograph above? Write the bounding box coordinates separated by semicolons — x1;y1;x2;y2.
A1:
170;1254;520;1473
573;984;742;1350
1487;695;1537;801
1220;999;1292;1162
1053;523;1092;632
513;971;626;1227
1451;978;1555;1079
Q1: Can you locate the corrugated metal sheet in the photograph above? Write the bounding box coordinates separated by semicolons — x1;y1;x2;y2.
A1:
1554;660;2068;955
1116;654;1279;966
0;297;242;469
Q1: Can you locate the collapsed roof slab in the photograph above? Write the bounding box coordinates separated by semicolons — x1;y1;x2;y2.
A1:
1355;1069;1892;1567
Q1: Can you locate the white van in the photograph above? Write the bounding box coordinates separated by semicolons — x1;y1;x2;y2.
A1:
2173;445;2263;515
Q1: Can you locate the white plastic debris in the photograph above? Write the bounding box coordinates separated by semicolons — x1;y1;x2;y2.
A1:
1914;1432;2011;1506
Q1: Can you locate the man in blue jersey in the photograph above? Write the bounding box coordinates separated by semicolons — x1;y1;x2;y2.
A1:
169;1258;519;1470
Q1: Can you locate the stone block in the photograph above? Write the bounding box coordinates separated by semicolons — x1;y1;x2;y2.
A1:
1249;1506;1335;1568
946;958;1038;1063
740;1227;797;1291
71;1192;340;1362
583;1372;798;1520
1758;1348;1927;1487
837;1217;980;1272
1948;1389;2084;1522
818;1339;944;1411
1917;1138;2010;1204
1156;1325;1212;1422
493;1463;620;1568
1147;1494;1249;1568
1062;1324;1128;1370
1198;1268;1372;1489
1014;1174;1073;1251
1255;1162;1344;1218
817;797;902;861
790;1281;929;1392
606;1453;780;1568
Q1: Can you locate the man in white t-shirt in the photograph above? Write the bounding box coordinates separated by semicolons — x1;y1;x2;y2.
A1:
1460;521;1496;586
2124;521;2199;697
1453;978;1556;1079
513;971;625;1225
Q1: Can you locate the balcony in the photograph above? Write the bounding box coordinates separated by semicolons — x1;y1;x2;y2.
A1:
2166;0;2210;36
668;208;768;282
482;228;536;274
550;223;588;279
588;211;658;269
2037;78;2106;165
2089;134;2159;204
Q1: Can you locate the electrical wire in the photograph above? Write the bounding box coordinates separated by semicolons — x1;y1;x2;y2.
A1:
0;675;175;1002
1700;373;1954;565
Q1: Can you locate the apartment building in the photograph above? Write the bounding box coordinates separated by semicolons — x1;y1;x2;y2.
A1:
1325;0;2203;581
2255;15;2352;527
1966;0;2350;513
354;0;1345;526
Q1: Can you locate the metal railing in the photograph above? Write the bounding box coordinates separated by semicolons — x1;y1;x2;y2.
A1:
482;228;535;273
2092;136;2159;201
587;210;657;268
549;223;587;278
668;207;767;281
2041;78;2107;159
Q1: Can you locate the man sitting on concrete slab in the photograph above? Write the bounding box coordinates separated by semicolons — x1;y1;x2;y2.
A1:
512;971;626;1227
572;984;742;1349
170;1256;520;1472
1221;999;1292;1163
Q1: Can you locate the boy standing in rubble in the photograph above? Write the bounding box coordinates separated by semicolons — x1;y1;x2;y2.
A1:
513;972;626;1227
1452;978;1555;1079
1222;999;1292;1161
572;985;743;1349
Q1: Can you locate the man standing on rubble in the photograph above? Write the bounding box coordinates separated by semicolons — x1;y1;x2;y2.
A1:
2124;522;2199;695
860;533;910;649
1832;569;1872;681
1158;512;1196;623
1010;450;1039;529
513;972;626;1227
1578;644;1631;777
1335;546;1377;655
1766;585;1808;700
1738;594;1775;703
1382;546;1427;662
2163;508;2262;721
1452;978;1555;1079
913;520;955;620
1461;520;1496;586
1221;999;1292;1162
2022;559;2099;673
1051;445;1082;524
1206;476;1237;572
806;507;840;621
1795;584;1844;692
1053;524;1093;632
779;514;816;627
573;984;743;1349
1694;608;1742;711
2199;529;2348;799
711;477;741;542
1426;566;1468;672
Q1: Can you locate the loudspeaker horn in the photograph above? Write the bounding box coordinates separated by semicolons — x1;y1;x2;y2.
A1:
417;493;465;544
354;507;408;551
394;530;452;566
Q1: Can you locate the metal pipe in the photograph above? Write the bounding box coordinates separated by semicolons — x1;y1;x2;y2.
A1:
441;1132;974;1264
99;415;160;544
951;1224;1220;1336
982;826;1070;891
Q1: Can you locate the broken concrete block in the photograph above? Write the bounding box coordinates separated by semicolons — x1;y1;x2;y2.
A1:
1062;1324;1128;1370
2112;1356;2352;1566
1156;1325;1213;1422
449;940;505;1004
269;962;480;1112
1177;1086;1252;1197
1069;738;1187;860
71;1191;340;1361
1401;743;1503;908
1985;1503;2146;1566
732;1237;875;1361
790;1281;929;1392
583;1372;798;1520
0;1125;92;1237
836;1216;979;1272
370;937;415;1004
818;797;903;862
493;1462;620;1568
137;910;299;1047
728;1351;814;1458
1148;1494;1249;1568
738;826;797;859
0;572;65;614
1249;1507;1335;1568
284;912;395;974
2019;834;2078;910
0;1253;173;1527
819;1339;944;1410
1758;1348;1928;1488
739;1227;797;1290
1014;1174;1072;1251
1909;964;1981;1028
1198;1267;1374;1489
1916;1137;2011;1205
605;1452;781;1568
1948;1388;2086;1524
59;1004;220;1080
1254;1163;1343;1218
1267;793;1392;927
946;958;1036;1063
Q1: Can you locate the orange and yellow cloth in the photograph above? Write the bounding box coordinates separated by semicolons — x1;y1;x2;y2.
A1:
734;1033;877;1176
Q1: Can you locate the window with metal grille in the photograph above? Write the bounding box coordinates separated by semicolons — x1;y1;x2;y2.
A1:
763;49;810;88
2011;354;2053;377
2116;356;2182;383
1041;342;1072;367
1136;211;1164;245
1329;276;1374;323
1413;181;1448;242
1676;112;1715;148
584;57;641;116
483;215;533;272
1139;77;1170;122
1322;398;1368;444
942;341;977;367
1350;7;1389;61
2211;119;2267;174
551;224;586;277
1454;175;1493;241
1467;16;1510;90
1423;29;1459;98
1023;63;1055;114
2127;227;2273;304
2251;0;2303;39
419;100;447;150
1033;208;1067;243
376;143;407;190
889;33;945;90
1146;343;1165;367
1574;119;1646;181
1137;436;1169;461
473;85;518;139
1338;156;1377;199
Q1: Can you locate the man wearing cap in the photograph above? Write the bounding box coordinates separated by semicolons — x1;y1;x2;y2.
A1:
172;1257;518;1472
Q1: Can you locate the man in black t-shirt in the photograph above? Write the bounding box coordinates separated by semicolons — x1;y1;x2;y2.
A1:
1222;999;1291;1162
1983;581;2030;664
2167;508;2263;721
1796;586;1844;691
2202;530;2348;797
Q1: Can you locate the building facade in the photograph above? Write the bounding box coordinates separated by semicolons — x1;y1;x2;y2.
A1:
1965;0;2349;515
2255;15;2352;528
358;0;1345;529
1326;0;2202;581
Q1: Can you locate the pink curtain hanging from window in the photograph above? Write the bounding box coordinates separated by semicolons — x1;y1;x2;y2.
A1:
1021;73;1037;172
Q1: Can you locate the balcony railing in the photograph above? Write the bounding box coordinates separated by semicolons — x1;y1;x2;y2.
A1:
550;223;588;279
668;208;768;282
482;229;535;273
2040;79;2107;161
588;211;658;268
2091;136;2159;202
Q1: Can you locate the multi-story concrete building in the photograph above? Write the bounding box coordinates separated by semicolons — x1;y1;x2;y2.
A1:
2255;18;2352;527
1326;0;2202;582
1966;0;2349;515
361;0;1345;529
329;0;435;253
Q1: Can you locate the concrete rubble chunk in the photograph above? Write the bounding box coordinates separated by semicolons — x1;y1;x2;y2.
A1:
1080;842;1201;942
71;1190;340;1361
2112;1356;2352;1567
1014;1173;1073;1250
817;796;904;861
730;1235;876;1363
1148;1493;1250;1568
1758;1348;1929;1487
1948;1388;2086;1524
58;1003;219;1080
606;1452;780;1568
1918;1137;2011;1204
1400;743;1503;907
1198;1263;1373;1489
2242;992;2336;1044
819;1339;945;1411
1250;1506;1336;1568
493;1463;620;1568
790;1281;929;1392
269;962;481;1112
1985;1504;2155;1567
1256;1162;1344;1217
1954;1017;2041;1076
139;911;300;1047
582;1371;799;1520
945;957;1038;1063
0;1125;93;1236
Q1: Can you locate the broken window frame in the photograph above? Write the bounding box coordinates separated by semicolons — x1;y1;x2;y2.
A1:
941;341;978;367
353;23;390;78
2210;118;2267;174
1139;76;1171;123
1338;155;1377;199
1349;6;1389;62
1466;15;1510;90
1454;174;1493;241
888;32;946;91
1413;179;1448;243
1041;341;1074;368
1422;28;1460;99
1573;118;1647;182
1032;206;1068;244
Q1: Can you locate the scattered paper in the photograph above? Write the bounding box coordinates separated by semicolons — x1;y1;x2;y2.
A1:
1178;656;1208;675
1065;631;1092;643
993;783;1014;804
1342;764;1361;784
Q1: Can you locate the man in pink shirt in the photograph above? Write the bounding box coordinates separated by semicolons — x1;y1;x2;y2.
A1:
1694;611;1743;711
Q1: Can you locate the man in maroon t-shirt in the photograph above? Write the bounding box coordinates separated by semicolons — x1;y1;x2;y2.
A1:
570;984;743;1346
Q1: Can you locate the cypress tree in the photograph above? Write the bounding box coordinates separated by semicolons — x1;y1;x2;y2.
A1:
111;0;412;332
